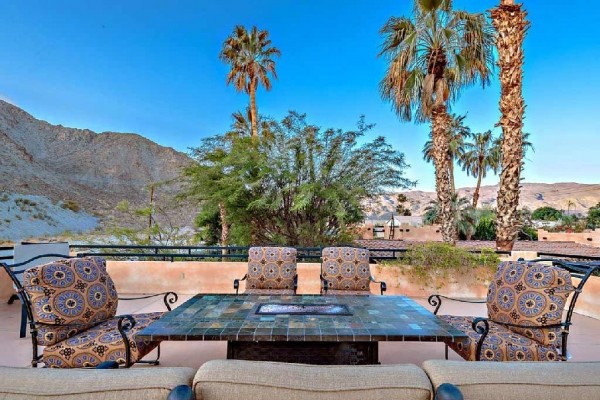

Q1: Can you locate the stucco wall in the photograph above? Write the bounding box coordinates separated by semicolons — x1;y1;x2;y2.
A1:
538;229;600;247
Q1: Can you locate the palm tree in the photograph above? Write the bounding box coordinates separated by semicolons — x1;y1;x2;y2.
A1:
220;26;281;138
380;0;495;244
461;130;501;208
422;114;471;194
491;0;529;251
423;195;477;240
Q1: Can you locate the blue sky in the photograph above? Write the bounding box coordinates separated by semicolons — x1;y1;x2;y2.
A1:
0;0;598;192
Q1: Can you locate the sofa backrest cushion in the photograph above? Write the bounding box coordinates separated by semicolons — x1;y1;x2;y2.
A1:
0;366;195;400
23;257;118;346
321;247;371;292
246;247;297;291
423;360;600;400
486;261;574;346
194;360;432;400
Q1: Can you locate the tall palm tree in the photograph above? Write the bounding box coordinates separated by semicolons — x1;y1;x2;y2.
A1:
380;0;495;244
491;0;529;251
220;26;281;138
423;114;471;195
461;130;501;208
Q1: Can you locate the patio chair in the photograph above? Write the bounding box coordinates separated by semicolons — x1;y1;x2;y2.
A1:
9;242;70;338
320;247;386;295
428;259;600;361
234;246;298;295
1;255;179;368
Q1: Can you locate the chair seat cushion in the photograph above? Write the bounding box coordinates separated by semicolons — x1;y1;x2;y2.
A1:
440;315;561;362
0;366;195;400
194;360;433;400
43;312;163;368
244;288;296;295
324;289;371;296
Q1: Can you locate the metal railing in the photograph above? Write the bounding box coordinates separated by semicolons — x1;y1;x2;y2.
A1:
0;244;512;264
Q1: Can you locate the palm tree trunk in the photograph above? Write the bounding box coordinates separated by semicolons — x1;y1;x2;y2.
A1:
219;203;230;251
249;85;258;138
431;105;456;244
491;2;528;251
473;166;483;208
448;157;455;195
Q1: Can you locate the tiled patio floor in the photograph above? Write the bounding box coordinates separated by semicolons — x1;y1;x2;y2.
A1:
1;295;599;368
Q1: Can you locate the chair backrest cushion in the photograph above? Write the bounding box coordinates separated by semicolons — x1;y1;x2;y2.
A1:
246;247;297;291
321;247;371;292
487;261;574;346
22;257;118;346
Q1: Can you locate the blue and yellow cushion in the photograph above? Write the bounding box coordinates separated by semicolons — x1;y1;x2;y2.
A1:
23;257;118;346
440;315;561;362
487;261;574;346
245;247;297;292
321;247;371;293
43;312;162;368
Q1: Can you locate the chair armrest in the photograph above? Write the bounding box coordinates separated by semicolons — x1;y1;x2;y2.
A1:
434;383;464;400
119;292;179;311
167;385;195;400
369;276;386;295
428;294;486;315
116;315;136;367
234;274;248;295
320;274;328;294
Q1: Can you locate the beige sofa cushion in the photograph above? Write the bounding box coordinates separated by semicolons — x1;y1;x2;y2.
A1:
0;366;195;400
193;360;432;400
423;360;600;400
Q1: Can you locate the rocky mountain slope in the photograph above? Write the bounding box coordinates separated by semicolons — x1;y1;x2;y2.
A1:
0;100;194;234
370;183;600;217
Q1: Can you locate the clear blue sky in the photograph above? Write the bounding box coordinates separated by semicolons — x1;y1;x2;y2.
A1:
1;0;598;191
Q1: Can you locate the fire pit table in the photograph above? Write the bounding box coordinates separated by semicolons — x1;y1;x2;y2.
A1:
137;294;466;365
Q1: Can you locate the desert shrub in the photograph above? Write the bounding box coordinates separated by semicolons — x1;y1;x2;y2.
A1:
61;200;80;212
532;206;563;221
383;242;499;288
0;193;9;202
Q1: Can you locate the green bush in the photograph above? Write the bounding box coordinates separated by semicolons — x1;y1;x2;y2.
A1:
383;242;499;286
61;200;80;213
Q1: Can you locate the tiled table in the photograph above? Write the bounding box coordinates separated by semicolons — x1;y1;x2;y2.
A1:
138;294;466;365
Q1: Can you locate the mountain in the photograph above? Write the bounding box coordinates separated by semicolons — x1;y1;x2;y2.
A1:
368;183;600;218
0;100;194;232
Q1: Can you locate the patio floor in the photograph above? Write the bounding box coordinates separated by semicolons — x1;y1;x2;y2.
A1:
1;295;599;368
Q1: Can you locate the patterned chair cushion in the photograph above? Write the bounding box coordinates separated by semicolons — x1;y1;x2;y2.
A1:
43;312;163;368
321;247;371;292
487;261;574;346
23;257;118;346
245;247;297;292
440;315;561;362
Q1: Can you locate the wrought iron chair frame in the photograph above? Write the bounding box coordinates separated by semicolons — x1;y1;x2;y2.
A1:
1;253;178;368
428;259;600;361
234;246;299;295
319;247;387;295
234;273;298;295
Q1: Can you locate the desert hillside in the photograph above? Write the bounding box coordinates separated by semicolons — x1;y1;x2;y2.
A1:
369;183;600;217
0;100;194;236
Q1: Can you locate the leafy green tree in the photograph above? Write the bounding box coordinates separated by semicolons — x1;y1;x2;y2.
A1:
586;202;600;229
182;112;415;246
396;193;412;216
380;0;495;244
532;206;564;221
220;26;281;138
